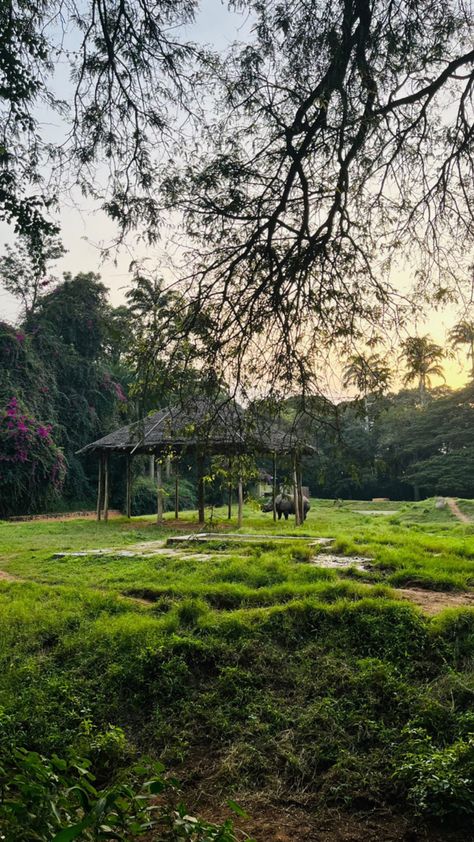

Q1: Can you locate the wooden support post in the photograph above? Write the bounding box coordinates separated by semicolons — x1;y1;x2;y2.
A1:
149;454;155;479
272;452;277;522
103;452;110;522
293;452;301;526
227;457;232;520
297;459;304;524
174;463;179;520
126;455;132;518
96;455;103;521
197;453;205;523
237;476;243;528
156;459;164;521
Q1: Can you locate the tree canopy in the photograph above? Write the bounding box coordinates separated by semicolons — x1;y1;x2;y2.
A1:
1;0;473;392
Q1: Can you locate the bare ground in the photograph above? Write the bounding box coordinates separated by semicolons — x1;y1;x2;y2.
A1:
156;785;474;842
397;587;474;615
446;498;472;524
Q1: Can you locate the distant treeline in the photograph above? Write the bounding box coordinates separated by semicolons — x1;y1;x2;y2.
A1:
1;272;473;515
300;386;474;501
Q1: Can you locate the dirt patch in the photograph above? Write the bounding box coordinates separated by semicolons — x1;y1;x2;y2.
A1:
311;553;372;571
169;792;471;842
0;569;23;582
397;587;474;615
446;498;472;524
6;510;121;523
353;510;398;516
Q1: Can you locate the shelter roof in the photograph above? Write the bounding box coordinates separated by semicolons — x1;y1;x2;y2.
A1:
77;398;315;457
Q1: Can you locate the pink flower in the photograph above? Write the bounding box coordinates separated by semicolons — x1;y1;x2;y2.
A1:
15;332;25;343
37;426;51;439
17;420;28;432
113;382;127;402
16;450;28;462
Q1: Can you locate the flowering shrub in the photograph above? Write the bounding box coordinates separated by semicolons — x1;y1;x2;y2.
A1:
0;397;66;516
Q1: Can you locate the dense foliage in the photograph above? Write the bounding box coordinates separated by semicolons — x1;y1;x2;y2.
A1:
0;272;128;514
2;263;474;514
303;384;474;501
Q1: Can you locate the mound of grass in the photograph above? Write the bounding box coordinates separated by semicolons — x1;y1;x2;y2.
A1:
1;500;474;831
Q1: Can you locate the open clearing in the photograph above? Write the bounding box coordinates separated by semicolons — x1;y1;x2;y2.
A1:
1;498;474;840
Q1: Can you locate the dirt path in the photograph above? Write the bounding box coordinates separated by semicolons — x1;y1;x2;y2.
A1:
446;498;472;523
398;587;474;615
0;569;23;582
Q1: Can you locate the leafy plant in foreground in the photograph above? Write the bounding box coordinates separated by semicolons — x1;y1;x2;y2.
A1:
0;748;242;841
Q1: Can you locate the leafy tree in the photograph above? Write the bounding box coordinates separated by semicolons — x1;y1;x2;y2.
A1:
124;271;225;415
400;336;445;404
0;236;64;318
449;320;474;381
0;396;65;516
0;1;473;394
401;383;474;497
169;0;474;391
0;0;201;267
342;352;392;428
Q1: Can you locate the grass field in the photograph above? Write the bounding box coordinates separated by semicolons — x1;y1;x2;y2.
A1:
1;499;474;840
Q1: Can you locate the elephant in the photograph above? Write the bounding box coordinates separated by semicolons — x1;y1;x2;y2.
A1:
261;493;310;520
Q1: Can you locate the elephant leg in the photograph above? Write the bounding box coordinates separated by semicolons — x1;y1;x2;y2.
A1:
284;512;289;520
278;511;282;520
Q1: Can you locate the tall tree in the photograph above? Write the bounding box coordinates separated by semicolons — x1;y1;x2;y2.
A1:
0;1;473;396
0;237;64;318
170;0;474;393
342;352;392;429
400;336;445;404
449;320;474;381
0;0;202;266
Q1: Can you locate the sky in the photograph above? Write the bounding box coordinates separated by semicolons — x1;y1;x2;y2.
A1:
0;0;472;395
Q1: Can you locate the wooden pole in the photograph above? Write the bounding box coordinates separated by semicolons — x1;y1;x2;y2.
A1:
272;452;277;522
297;457;304;523
174;463;179;520
293;451;301;526
149;454;155;479
227;457;232;519
156;459;164;521
103;452;110;523
197;453;205;523
237;475;243;528
96;455;103;521
126;454;132;518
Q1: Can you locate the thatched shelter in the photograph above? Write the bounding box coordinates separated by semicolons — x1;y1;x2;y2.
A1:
78;398;314;525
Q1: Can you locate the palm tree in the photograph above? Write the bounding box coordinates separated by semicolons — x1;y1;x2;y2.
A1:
448;320;474;380
400;335;445;403
342;353;392;428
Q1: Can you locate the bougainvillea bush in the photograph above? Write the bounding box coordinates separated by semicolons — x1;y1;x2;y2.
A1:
0;397;66;517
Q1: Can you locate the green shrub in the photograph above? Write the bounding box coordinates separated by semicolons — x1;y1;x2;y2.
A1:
395;728;474;818
129;476;196;516
0;747;240;841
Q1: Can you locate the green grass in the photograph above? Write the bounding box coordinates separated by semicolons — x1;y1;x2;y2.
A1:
1;499;474;830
